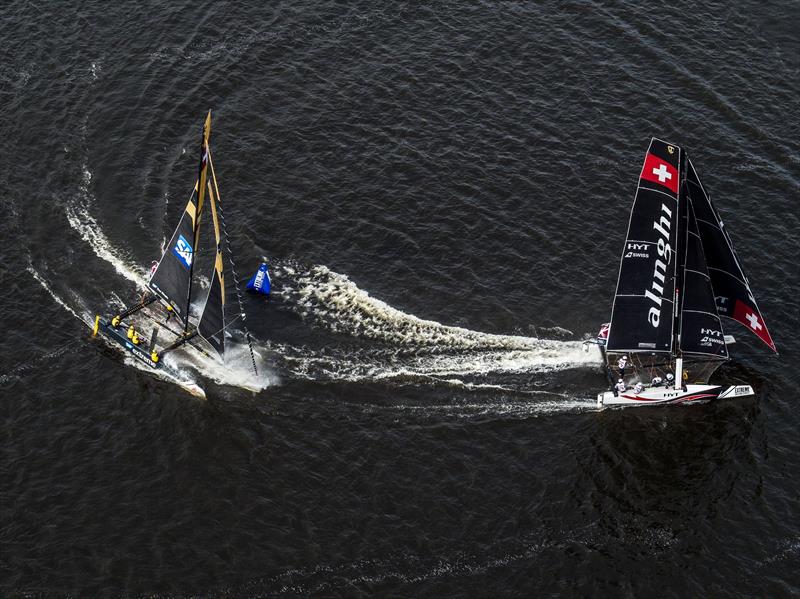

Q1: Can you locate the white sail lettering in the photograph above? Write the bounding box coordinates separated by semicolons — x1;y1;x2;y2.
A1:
644;289;662;306
646;203;673;328
657;237;672;264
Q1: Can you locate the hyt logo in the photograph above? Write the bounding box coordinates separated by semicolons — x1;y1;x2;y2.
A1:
624;242;649;259
173;234;193;269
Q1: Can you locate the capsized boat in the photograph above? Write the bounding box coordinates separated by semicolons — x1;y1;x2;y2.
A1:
596;138;777;408
92;111;258;380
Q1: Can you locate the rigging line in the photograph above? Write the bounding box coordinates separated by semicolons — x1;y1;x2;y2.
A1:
207;149;259;376
138;310;212;358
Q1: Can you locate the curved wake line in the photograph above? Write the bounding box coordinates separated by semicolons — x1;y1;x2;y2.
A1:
27;264;93;327
276;263;598;354
386;398;598;418
60;160;598;393
64;166;149;289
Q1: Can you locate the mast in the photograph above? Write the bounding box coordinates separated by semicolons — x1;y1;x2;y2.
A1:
185;110;212;331
673;149;688;386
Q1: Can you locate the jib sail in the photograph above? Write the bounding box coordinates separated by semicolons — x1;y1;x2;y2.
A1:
606;138;681;354
686;159;776;352
148;111;212;326
677;192;729;358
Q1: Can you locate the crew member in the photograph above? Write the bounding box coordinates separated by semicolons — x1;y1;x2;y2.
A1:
633;381;644;394
666;373;675;387
651;376;663;387
617;355;628;378
615;378;627;395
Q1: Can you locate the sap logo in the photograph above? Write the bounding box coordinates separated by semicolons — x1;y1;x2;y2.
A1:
172;234;193;269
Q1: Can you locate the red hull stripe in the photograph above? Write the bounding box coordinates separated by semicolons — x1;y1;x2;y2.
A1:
621;393;719;403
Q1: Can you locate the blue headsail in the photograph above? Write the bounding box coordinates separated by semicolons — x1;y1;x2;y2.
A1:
246;262;271;297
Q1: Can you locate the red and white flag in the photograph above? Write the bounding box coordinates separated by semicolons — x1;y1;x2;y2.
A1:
732;299;776;351
640;152;679;194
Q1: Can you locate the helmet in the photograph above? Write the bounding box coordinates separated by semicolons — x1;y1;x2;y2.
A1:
618;378;623;383
666;373;674;381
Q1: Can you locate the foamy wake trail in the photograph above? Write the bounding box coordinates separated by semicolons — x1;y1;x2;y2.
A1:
272;262;601;382
59;160;597;392
27;263;93;327
276;263;580;352
64;166;149;289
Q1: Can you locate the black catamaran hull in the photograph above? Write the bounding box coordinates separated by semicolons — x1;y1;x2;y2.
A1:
98;318;160;368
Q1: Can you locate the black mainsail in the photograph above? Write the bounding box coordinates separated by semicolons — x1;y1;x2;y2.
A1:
606;138;681;354
607;138;776;365
148;111;212;325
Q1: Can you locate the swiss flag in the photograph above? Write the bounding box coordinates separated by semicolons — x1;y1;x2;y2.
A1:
732;299;776;352
640;152;679;195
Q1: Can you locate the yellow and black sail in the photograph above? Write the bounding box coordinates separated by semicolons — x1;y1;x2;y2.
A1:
197;166;226;357
148;111;212;326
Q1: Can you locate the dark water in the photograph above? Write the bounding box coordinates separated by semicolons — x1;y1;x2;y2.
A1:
2;1;799;596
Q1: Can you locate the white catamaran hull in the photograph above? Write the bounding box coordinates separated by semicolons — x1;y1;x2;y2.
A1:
597;384;754;408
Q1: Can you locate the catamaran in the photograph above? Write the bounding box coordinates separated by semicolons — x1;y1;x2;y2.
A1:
92;111;258;382
595;138;777;407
